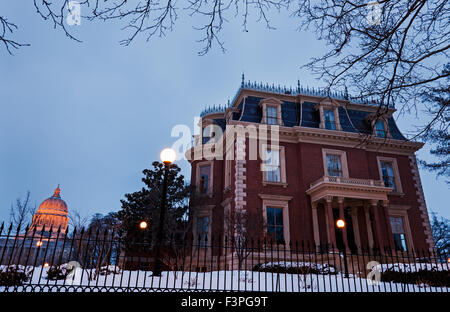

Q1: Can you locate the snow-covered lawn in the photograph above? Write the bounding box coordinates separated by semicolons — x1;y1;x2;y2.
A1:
0;263;448;292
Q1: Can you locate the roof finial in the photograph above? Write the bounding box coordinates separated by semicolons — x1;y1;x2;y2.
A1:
241;73;245;87
53;185;61;198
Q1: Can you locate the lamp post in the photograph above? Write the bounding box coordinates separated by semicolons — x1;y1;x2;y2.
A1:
336;218;349;278
152;148;176;276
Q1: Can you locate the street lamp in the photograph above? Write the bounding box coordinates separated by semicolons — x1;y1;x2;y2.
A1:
139;221;148;230
336;218;349;278
336;219;345;229
152;148;176;276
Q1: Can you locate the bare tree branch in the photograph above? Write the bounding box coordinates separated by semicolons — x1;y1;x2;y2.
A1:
9;191;36;230
0;16;30;54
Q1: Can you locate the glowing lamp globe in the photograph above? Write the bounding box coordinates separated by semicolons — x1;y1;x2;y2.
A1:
336;219;346;229
160;148;176;164
139;221;148;230
36;241;43;247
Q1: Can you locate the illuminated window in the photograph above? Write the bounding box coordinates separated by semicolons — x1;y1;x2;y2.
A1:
390;216;407;251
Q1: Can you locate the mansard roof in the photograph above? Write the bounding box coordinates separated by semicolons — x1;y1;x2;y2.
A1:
200;78;408;141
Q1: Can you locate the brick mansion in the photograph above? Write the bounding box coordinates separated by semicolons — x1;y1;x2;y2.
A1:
187;76;434;254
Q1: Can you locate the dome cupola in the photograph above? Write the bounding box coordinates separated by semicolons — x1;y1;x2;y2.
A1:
30;185;69;235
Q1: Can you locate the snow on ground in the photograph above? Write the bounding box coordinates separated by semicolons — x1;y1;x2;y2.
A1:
0;264;448;292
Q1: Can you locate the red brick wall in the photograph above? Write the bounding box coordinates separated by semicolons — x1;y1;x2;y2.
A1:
190;138;429;250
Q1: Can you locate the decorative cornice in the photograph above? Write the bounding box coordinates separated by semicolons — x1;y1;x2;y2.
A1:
258;194;293;201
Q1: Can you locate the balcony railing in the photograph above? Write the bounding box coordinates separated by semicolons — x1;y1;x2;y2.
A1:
309;176;386;189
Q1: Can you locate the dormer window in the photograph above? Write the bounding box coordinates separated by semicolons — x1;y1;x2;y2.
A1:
324;109;336;130
366;114;390;138
315;100;342;131
259;97;283;126
375;120;387;138
266;106;278;125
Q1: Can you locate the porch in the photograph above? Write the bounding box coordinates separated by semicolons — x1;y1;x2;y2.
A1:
306;176;396;253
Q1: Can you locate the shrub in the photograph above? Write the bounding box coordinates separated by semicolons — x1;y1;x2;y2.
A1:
253;261;336;275
381;269;450;287
46;265;69;280
0;266;31;286
98;265;121;276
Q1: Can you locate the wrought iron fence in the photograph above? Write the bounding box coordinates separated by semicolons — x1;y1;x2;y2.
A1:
0;223;448;292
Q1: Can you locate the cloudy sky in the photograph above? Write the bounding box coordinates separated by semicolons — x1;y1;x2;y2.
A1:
0;2;448;226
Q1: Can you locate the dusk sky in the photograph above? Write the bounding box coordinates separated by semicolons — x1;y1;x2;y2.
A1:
1;2;448;226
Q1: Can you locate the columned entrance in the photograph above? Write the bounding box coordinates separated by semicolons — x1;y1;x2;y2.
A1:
306;176;394;253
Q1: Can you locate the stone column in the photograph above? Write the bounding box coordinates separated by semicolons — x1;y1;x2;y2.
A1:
370;199;384;251
338;197;348;251
364;204;374;250
311;201;321;252
325;196;337;250
351;206;362;253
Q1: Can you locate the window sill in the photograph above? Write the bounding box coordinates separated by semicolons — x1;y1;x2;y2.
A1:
262;181;288;188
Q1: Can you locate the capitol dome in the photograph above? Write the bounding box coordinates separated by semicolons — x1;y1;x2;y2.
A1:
30;185;69;234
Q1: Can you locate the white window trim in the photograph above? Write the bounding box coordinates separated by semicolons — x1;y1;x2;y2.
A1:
315;101;342;131
192;205;214;247
322;148;349;178
372;118;391;138
261;144;287;186
259;194;292;246
388;205;414;251
377;156;403;194
196;160;214;196
259;98;283;126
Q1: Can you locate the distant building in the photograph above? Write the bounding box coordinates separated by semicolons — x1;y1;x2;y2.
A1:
0;186;71;266
187;77;434;254
29;185;69;236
